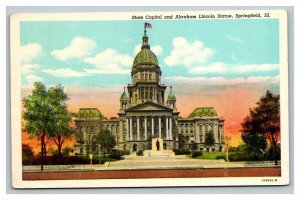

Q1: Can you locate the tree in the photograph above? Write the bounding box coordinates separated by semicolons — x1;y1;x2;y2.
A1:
241;116;267;154
48;107;74;162
241;90;280;165
204;130;215;152
92;129;116;158
23;82;68;170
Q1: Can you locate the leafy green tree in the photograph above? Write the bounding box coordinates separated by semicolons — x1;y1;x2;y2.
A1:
204;130;215;152
92;129;116;158
241;90;280;165
23;82;68;170
241;116;267;154
48;108;74;162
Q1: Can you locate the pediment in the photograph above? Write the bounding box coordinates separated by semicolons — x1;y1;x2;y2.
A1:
125;102;173;112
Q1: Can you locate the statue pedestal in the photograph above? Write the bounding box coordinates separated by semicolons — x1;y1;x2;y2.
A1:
152;138;163;151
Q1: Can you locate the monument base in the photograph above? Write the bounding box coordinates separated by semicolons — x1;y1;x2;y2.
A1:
152;138;163;151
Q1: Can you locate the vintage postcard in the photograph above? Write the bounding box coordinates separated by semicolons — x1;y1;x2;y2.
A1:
10;10;289;188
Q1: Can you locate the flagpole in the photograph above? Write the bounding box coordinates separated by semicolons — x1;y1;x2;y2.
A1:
144;22;146;34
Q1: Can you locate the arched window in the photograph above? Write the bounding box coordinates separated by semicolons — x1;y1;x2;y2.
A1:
149;73;152;80
142;73;145;80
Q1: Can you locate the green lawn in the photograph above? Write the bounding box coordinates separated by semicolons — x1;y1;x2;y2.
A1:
193;152;226;160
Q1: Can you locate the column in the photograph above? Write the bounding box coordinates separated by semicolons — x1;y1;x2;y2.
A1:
126;118;129;141
137;117;140;140
169;118;172;139
144;117;147;139
158;117;161;138
119;120;124;142
165;117;169;139
152;87;155;100
151;117;154;136
129;117;133;141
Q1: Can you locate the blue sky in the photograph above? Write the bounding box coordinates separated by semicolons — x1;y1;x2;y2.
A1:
20;19;280;88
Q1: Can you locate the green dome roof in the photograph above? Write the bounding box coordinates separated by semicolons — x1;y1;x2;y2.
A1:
133;48;159;67
188;107;218;118
77;108;104;119
120;91;128;100
167;90;176;100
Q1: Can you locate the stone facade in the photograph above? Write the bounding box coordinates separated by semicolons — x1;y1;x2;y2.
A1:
74;30;225;155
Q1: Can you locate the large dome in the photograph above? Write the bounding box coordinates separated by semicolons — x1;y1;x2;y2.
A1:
133;48;159;68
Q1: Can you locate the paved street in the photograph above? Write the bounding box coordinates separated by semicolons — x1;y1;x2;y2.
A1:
23;153;280;172
23;167;281;180
22;153;281;180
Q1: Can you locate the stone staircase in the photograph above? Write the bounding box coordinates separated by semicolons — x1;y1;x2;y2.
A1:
123;150;188;160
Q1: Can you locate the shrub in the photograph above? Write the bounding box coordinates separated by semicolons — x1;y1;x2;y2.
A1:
136;149;144;156
228;152;264;161
192;142;198;150
265;144;281;160
119;150;130;156
62;146;74;155
192;151;203;158
174;149;191;155
109;149;122;159
174;149;185;155
216;155;225;160
30;155;90;165
22;144;34;165
184;149;191;155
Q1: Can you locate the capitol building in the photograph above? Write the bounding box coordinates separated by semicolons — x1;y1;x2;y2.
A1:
74;29;225;154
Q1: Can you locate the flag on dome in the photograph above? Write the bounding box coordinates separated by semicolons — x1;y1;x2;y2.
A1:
145;22;152;28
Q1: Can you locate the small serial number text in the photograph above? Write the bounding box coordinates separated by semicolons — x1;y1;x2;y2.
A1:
262;178;278;182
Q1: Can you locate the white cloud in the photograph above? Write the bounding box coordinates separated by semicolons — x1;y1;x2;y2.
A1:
232;64;279;73
42;68;89;77
189;63;279;74
20;44;43;85
134;45;163;56
51;36;96;61
164;37;214;67
151;45;163;56
25;74;42;85
164;76;279;86
226;34;242;43
84;69;130;75
20;43;42;64
189;62;227;74
21;64;40;75
84;48;132;74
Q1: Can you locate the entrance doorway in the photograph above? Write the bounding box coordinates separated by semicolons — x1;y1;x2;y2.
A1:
163;143;167;150
133;143;137;151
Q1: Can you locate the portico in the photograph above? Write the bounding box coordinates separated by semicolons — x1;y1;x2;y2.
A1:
125;115;174;141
